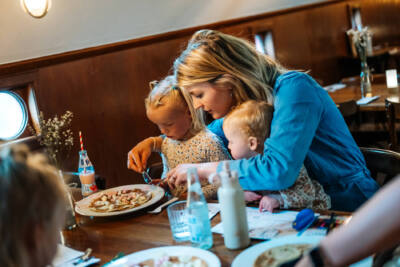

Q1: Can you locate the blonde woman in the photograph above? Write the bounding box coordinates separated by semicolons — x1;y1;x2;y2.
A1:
0;145;66;267
131;75;230;199
128;30;378;211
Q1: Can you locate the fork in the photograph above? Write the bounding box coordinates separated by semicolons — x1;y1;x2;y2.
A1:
148;197;179;214
142;170;153;184
72;248;92;265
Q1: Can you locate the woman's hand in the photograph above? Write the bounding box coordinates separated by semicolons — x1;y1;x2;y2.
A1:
166;162;219;188
127;137;161;173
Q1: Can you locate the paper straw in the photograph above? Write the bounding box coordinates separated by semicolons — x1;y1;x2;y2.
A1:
79;131;84;151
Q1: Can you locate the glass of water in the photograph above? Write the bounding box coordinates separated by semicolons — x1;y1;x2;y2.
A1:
167;200;190;242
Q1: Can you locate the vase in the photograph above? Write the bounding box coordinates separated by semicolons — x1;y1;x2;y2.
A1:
58;170;78;230
360;61;372;98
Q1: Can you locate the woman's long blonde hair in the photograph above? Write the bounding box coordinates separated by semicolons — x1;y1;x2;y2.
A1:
0;145;66;267
174;29;287;105
145;75;205;135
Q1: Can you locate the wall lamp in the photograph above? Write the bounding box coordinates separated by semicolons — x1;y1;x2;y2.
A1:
21;0;51;19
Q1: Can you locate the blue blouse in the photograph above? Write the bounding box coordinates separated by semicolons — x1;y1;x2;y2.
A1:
209;71;379;211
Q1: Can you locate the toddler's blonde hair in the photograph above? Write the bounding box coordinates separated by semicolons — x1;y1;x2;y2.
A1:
224;100;274;142
0;144;66;267
145;75;205;134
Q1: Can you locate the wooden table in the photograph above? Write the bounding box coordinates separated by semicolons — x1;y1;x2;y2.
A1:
329;82;399;112
62;203;261;266
61;195;350;266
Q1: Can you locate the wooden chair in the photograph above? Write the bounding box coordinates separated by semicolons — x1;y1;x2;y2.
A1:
385;98;400;151
360;147;400;186
337;100;360;129
143;162;163;181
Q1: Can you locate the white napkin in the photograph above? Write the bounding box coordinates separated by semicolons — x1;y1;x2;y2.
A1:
52;244;100;267
323;83;346;92
356;95;380;105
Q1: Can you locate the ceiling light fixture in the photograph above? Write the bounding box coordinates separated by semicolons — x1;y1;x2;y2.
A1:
21;0;51;19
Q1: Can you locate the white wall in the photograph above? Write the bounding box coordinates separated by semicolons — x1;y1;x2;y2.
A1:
0;0;326;65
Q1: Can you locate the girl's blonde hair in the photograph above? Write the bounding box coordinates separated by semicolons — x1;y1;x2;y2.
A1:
145;75;205;134
224;100;274;142
174;29;287;106
0;145;66;267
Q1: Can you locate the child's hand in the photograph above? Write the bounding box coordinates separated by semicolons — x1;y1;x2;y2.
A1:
244;191;262;202
259;195;280;212
127;137;158;173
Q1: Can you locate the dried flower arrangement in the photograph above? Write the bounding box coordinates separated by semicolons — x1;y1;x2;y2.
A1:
29;111;74;169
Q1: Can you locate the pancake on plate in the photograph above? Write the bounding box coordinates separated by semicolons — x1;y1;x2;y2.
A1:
133;255;208;267
89;189;152;213
253;244;312;267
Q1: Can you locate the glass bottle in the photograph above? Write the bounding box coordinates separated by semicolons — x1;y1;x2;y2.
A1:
217;162;250;249
360;61;372;98
78;150;97;196
186;168;213;249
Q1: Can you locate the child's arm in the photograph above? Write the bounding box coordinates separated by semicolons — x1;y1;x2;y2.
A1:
244;191;262;202
128;136;163;172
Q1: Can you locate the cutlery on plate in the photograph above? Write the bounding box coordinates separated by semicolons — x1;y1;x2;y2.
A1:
73;248;92;265
148;197;179;214
142;170;153;184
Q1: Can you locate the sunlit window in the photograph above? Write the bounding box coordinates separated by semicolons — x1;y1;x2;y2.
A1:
0;91;28;140
350;7;362;31
255;31;276;59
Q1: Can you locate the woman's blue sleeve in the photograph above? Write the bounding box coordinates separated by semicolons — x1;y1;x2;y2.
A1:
223;74;323;191
207;118;229;147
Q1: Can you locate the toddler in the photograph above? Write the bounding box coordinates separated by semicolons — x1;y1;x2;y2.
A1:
223;100;331;212
145;75;231;199
0;144;67;267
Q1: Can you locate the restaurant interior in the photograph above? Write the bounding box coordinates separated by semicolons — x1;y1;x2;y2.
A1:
0;0;399;266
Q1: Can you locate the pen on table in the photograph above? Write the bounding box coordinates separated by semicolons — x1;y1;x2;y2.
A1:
327;212;336;233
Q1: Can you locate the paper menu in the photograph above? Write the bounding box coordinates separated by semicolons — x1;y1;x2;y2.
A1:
212;207;326;240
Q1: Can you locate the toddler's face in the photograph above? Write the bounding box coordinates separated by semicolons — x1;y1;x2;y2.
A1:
223;124;256;160
147;105;192;140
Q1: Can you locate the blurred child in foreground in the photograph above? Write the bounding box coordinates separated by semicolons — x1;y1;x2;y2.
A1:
0;144;66;267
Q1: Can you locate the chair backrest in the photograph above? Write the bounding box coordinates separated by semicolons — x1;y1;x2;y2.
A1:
385;98;400;151
360;147;400;186
144;162;163;181
337;100;359;127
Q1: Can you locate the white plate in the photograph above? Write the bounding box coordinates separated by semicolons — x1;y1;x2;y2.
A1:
232;235;323;267
232;235;372;267
75;184;164;217
106;246;221;267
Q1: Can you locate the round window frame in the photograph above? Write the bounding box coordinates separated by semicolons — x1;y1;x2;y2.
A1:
0;91;29;140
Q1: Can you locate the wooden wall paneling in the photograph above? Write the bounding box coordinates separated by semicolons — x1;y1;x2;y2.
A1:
361;0;400;46
303;2;351;84
35;37;187;187
2;0;400;188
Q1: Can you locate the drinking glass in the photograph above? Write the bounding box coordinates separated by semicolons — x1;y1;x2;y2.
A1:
167;201;190;242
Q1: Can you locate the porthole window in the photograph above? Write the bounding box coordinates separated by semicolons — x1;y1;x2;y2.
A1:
0;91;28;140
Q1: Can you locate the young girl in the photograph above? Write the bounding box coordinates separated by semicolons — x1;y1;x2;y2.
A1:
223;100;331;212
0;144;66;267
143;75;231;199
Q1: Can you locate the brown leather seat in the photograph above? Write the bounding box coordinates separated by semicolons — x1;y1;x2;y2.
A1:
385;98;400;151
360;147;400;186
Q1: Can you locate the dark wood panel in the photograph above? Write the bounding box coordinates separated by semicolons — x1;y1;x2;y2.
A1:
35;38;188;187
1;0;399;187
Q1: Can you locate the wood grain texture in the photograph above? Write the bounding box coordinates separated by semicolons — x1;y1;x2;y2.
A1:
1;0;399;187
